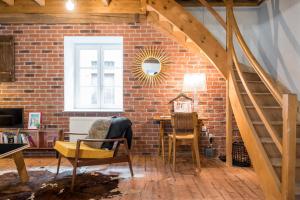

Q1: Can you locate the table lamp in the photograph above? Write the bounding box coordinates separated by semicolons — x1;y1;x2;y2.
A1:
182;73;207;112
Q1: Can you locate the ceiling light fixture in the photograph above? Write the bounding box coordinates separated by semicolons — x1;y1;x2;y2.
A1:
66;0;75;11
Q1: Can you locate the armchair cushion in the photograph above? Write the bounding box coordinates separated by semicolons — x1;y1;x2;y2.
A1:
54;141;114;159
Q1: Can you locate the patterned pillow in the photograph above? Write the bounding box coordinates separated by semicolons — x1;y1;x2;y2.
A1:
83;117;112;149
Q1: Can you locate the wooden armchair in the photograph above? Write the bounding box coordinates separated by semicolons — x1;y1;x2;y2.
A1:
168;112;201;172
54;131;133;191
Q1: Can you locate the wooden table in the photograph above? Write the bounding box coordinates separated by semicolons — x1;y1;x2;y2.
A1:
0;144;29;183
153;115;207;162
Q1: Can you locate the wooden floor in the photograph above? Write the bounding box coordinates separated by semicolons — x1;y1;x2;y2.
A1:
0;155;265;200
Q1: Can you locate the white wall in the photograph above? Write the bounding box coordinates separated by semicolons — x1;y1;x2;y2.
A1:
186;0;300;99
256;0;300;98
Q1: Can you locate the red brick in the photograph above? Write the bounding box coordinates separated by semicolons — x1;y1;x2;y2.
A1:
0;22;228;155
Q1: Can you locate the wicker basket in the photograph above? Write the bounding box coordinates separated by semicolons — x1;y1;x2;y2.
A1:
232;141;251;167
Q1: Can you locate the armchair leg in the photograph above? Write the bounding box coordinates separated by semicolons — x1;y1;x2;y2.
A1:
124;140;134;177
128;157;134;177
56;154;61;175
71;165;77;192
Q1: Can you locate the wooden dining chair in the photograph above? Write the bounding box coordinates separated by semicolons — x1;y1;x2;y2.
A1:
168;112;201;172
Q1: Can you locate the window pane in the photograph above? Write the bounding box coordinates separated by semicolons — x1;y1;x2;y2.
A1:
103;87;115;104
113;69;123;87
103;49;122;71
78;86;98;108
80;68;98;86
103;74;114;87
114;86;123;107
79;50;98;68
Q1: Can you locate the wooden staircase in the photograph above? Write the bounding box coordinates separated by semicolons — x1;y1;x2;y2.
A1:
146;0;299;199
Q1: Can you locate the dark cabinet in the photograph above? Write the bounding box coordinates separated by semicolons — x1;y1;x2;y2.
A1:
0;36;15;82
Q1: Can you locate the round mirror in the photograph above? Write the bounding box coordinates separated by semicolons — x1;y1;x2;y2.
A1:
133;46;170;86
142;57;161;76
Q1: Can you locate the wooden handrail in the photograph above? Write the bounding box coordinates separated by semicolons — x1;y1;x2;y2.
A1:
232;45;283;154
197;0;226;29
229;8;284;106
198;0;284;105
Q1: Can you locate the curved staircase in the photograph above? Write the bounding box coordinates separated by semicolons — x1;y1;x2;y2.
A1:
146;0;299;199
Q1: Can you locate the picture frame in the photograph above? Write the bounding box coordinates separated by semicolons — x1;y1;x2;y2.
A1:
174;100;192;113
28;112;42;129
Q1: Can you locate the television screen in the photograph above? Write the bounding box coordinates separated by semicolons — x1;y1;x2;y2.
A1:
0;108;24;128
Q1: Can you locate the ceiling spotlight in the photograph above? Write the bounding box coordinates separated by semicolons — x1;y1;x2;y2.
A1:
66;0;75;11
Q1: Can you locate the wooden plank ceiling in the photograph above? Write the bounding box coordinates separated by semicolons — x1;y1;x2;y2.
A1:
0;0;145;23
0;0;266;7
0;0;265;24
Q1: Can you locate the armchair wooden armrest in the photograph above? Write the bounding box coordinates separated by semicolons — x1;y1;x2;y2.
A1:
58;131;88;141
74;138;129;159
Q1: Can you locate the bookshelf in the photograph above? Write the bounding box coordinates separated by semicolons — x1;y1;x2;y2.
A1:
0;128;62;150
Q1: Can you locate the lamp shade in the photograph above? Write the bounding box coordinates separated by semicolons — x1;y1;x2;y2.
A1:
182;73;207;92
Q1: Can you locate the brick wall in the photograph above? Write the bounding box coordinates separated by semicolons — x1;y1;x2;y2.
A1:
0;22;227;155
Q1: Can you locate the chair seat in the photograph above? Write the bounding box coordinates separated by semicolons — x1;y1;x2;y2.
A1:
169;133;194;139
54;141;114;159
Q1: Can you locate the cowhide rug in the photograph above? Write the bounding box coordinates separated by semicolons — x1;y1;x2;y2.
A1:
0;170;121;200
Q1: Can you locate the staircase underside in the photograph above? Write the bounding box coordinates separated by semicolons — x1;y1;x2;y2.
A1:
147;0;228;78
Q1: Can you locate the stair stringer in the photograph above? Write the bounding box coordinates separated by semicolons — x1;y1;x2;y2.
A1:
146;0;228;78
228;70;281;200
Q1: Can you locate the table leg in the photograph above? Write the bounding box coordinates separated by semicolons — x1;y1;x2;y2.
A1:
12;151;29;183
159;120;165;163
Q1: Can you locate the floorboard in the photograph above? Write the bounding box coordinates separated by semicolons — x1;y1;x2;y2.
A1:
0;155;265;200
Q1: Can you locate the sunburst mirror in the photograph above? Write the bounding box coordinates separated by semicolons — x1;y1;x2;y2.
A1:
133;46;170;86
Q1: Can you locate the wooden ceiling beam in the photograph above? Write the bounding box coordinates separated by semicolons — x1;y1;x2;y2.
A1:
101;0;111;7
176;0;264;7
0;0;143;14
33;0;45;6
0;13;145;24
1;0;14;6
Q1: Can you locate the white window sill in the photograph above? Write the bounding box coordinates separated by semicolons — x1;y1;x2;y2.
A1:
63;109;124;113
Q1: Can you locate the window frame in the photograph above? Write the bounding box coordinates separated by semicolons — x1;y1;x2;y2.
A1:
64;36;124;112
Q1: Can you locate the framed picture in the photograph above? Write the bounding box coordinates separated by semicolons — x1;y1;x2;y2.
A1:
28;112;42;129
174;100;192;113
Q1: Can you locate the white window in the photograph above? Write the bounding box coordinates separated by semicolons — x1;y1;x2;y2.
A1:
64;36;123;112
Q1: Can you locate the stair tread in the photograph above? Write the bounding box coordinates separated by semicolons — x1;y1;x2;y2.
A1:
252;121;300;125
236;80;263;83
245;105;281;109
261;137;300;143
233;68;257;74
240;92;271;95
270;158;300;167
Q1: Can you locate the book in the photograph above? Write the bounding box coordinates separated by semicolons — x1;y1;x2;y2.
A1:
17;134;23;143
0;132;2;144
13;135;18;144
27;135;37;147
7;134;15;144
3;134;8;143
20;134;29;144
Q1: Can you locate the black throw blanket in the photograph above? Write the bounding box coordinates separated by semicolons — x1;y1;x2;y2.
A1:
101;116;133;150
